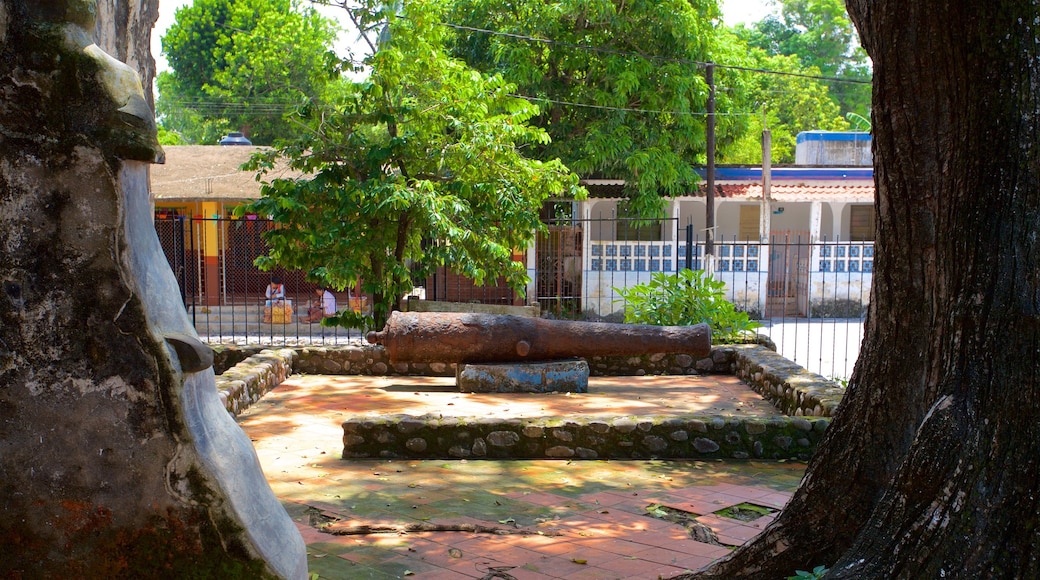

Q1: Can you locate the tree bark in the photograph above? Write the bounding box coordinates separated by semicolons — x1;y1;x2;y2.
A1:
94;0;159;111
681;1;1040;578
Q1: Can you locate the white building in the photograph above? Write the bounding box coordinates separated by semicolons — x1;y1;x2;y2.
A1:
529;132;876;320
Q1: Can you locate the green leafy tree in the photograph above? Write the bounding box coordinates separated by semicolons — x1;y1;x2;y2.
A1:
717;49;850;164
239;0;583;329
157;0;338;145
733;0;871;116
444;0;724;219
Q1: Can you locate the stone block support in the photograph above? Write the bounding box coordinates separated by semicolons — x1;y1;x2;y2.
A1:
457;359;590;393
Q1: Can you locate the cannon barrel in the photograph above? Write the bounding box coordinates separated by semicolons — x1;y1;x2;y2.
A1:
366;311;711;364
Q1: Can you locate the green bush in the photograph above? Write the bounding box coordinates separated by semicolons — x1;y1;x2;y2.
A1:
614;270;761;343
788;565;829;579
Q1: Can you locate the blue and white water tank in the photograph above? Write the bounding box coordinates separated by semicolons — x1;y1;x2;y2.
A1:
795;131;872;166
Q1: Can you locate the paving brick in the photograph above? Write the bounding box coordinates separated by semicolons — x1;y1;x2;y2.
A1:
237;375;810;579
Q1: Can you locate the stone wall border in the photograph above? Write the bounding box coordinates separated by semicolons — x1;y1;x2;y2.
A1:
341;413;829;461
215;348;296;416
215;342;845;459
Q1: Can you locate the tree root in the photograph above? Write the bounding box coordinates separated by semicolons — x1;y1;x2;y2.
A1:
317;521;563;537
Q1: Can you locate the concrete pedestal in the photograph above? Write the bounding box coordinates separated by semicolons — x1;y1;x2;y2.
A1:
457;359;589;393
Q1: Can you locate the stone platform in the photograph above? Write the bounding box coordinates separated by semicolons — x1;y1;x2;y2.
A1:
250;374;830;461
214;344;843;462
235;378;810;580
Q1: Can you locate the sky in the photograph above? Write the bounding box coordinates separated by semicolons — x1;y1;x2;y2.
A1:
150;0;778;75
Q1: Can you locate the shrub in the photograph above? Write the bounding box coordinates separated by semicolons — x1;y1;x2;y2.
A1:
788;565;829;579
614;270;761;343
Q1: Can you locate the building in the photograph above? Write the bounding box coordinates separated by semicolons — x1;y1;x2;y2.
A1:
151;133;876;318
530;132;876;318
149;146;302;305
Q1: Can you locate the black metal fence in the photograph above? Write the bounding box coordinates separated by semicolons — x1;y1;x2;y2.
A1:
153;216;361;345
154;216;870;378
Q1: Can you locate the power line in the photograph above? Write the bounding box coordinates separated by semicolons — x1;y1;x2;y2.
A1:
510;94;760;117
160;99;301;115
164;94;765;119
441;22;870;85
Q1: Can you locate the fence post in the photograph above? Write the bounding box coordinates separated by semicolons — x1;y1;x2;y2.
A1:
685;224;694;271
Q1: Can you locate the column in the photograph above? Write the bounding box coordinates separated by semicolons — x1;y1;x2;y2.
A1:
200;200;221;306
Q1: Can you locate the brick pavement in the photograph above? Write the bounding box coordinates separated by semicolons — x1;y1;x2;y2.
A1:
237;375;807;579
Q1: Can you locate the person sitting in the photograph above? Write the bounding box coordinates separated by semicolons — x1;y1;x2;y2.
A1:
265;276;285;307
263;276;292;323
303;288;336;323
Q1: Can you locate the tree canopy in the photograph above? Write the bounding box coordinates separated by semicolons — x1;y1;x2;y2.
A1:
733;0;871;118
715;44;850;164
157;0;339;145
442;0;870;203
239;0;583;328
444;0;720;218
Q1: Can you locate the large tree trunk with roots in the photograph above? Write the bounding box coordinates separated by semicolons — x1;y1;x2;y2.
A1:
682;1;1040;578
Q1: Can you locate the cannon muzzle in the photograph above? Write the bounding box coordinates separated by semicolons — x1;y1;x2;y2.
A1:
366;311;711;364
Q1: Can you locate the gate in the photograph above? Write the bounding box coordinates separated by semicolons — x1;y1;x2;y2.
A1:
536;225;583;317
767;231;810;317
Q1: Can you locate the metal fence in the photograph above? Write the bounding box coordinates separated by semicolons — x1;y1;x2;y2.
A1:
155;216;869;379
154;216;362;346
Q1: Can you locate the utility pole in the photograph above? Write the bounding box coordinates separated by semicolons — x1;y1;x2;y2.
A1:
705;62;716;275
761;127;772;242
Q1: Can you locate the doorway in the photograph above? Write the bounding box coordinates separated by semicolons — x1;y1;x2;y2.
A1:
767;230;810;317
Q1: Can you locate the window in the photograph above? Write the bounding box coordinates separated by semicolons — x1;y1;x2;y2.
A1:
850;205;876;241
738;205;760;241
615;200;663;242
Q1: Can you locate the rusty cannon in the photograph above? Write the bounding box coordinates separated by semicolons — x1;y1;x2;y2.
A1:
366;311;711;364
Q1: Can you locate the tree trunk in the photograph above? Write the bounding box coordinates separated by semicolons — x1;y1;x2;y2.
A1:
682;1;1040;578
94;0;159;111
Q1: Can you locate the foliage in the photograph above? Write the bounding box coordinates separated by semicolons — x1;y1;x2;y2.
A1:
787;565;829;579
732;0;872;117
613;269;761;343
239;0;583;330
157;0;339;145
444;0;723;218
845;111;871;132
714;41;850;164
156;125;185;146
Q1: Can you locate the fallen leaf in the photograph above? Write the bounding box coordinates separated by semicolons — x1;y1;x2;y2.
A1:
571;558;587;565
